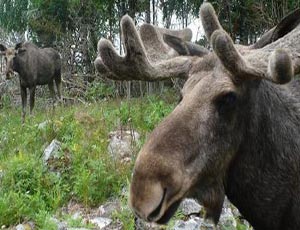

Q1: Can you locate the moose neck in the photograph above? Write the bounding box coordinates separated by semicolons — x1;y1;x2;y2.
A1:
226;79;300;230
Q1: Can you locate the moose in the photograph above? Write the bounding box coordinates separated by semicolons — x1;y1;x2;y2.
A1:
0;42;62;123
95;2;300;230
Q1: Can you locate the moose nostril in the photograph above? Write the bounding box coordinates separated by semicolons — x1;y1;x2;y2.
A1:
147;188;167;222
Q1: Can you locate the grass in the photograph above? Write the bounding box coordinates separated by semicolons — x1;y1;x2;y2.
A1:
0;94;176;228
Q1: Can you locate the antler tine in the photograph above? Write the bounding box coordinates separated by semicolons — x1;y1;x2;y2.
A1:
139;24;197;61
163;34;209;57
97;15;192;81
156;27;193;41
139;23;178;63
94;55;119;80
211;29;293;84
200;2;223;41
268;49;293;83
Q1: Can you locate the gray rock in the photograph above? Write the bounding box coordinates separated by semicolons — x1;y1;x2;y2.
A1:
174;197;250;230
98;201;121;218
134;218;161;230
43;139;71;173
15;225;25;230
180;198;202;216
90;217;112;229
71;211;82;220
43;139;62;163
37;120;50;130
15;222;34;230
219;205;236;229
50;217;68;230
108;130;140;161
174;217;203;230
67;228;89;230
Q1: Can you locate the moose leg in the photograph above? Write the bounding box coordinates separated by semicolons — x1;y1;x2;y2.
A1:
54;77;62;102
20;86;27;124
29;86;36;116
48;81;56;109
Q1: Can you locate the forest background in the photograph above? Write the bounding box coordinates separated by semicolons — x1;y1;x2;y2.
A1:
1;0;299;97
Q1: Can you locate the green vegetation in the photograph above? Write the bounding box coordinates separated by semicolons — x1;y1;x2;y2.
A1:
0;95;176;228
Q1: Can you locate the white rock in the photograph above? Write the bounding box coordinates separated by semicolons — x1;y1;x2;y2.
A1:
50;217;68;230
15;224;25;230
90;217;112;229
108;130;140;160
72;211;82;220
43;139;62;163
67;228;89;230
38;120;50;130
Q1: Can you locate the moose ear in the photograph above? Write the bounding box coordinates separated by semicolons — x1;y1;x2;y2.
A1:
15;43;27;54
15;42;23;50
0;44;7;52
251;8;300;49
16;48;27;54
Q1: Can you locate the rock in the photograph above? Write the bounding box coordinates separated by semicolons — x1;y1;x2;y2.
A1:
37;120;50;130
180;198;202;216
134;218;161;230
43;139;62;163
108;130;140;161
43;139;71;172
15;225;25;230
50;217;67;230
219;202;237;229
67;228;89;230
72;211;82;220
173;197;250;230
15;222;34;230
174;217;203;230
90;217;112;229
98;201;121;218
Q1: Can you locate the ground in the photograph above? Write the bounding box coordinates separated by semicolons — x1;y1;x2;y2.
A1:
0;92;251;229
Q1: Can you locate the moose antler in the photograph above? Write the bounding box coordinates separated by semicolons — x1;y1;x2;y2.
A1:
200;2;300;84
95;16;193;81
163;34;209;57
95;3;300;84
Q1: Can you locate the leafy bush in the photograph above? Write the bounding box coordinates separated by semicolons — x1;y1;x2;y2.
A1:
72;159;126;206
85;81;115;101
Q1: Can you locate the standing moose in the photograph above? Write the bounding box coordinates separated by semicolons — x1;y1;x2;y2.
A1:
95;2;300;230
0;42;62;123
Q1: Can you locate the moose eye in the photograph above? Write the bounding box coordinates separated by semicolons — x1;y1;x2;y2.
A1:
216;92;237;115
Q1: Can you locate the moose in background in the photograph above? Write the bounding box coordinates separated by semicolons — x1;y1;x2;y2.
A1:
95;2;300;230
0;42;61;123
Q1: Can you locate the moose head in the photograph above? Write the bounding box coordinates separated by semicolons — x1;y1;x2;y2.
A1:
0;43;26;79
95;2;300;229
